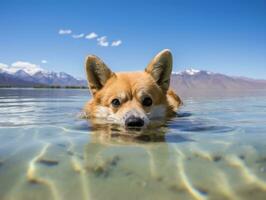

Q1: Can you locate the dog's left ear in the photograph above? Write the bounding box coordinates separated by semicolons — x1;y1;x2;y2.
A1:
145;49;173;92
85;55;115;96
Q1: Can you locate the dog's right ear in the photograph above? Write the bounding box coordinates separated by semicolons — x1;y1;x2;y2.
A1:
145;49;173;93
85;55;115;96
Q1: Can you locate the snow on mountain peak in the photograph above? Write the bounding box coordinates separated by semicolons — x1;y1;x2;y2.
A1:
0;63;8;69
10;61;45;75
184;68;200;75
58;72;70;78
172;68;201;75
0;61;45;75
0;60;89;86
172;68;213;75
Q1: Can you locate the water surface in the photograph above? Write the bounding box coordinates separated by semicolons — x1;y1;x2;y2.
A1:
0;88;266;200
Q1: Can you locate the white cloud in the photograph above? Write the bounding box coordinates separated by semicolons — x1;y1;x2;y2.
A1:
57;29;122;48
85;32;98;39
11;61;44;75
58;29;72;35
0;63;8;69
72;33;85;39
41;60;47;64
97;36;109;47
111;40;122;47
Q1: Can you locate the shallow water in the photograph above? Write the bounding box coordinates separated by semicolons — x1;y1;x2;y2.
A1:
0;88;266;200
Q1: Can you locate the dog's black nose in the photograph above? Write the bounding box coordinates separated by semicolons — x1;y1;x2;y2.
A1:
125;117;144;128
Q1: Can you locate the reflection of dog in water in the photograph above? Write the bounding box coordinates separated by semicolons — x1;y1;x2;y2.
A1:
83;49;182;136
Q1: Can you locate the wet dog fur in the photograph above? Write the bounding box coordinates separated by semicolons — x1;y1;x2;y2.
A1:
83;49;182;130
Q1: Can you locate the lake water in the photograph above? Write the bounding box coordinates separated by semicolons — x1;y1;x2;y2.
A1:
0;88;266;200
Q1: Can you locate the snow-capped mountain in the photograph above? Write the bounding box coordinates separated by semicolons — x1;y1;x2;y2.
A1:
1;61;45;76
171;68;266;96
172;68;213;75
31;71;86;86
1;63;266;92
0;62;87;87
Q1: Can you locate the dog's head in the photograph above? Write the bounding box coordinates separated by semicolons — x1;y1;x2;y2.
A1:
84;49;180;129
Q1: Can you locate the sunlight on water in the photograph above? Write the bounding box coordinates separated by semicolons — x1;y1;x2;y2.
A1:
0;88;266;200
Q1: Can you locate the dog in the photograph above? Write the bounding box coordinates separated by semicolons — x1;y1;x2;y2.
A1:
83;49;182;130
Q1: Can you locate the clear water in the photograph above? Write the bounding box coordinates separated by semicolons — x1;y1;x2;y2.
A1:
0;88;266;200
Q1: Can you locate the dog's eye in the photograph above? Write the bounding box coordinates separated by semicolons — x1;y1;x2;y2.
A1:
142;97;153;107
111;98;121;108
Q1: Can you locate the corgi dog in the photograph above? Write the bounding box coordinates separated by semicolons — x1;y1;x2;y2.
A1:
84;49;182;130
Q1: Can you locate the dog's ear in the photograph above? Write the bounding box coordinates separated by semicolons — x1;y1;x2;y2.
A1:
145;49;173;92
85;55;115;96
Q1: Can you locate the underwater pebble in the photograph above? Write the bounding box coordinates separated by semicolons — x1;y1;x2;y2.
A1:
155;176;163;182
94;165;109;177
57;143;67;148
168;184;187;193
78;155;84;160
86;155;121;178
212;155;222;162
196;187;208;196
67;150;74;156
86;164;109;177
239;155;245;160
28;178;40;185
38;159;59;167
108;155;120;166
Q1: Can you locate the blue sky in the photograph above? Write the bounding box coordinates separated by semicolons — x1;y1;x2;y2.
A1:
0;0;266;79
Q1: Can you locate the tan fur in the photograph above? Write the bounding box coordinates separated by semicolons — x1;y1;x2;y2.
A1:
84;49;182;127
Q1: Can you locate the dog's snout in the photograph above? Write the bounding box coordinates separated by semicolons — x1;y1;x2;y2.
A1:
125;116;144;128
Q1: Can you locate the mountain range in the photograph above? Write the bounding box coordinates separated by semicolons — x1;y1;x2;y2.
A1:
171;69;266;96
0;65;265;94
0;64;86;87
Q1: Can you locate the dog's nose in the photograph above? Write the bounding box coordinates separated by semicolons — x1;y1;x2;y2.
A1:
125;117;144;128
